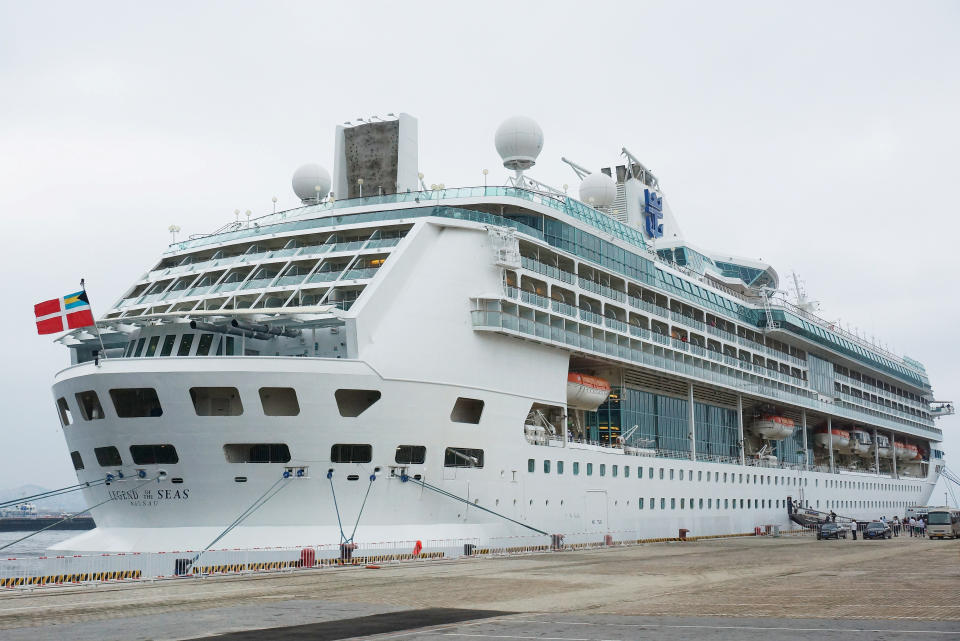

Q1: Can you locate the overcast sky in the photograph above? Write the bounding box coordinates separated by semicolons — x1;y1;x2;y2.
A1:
1;1;957;503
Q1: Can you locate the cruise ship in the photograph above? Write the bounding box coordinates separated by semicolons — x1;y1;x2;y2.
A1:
49;113;953;552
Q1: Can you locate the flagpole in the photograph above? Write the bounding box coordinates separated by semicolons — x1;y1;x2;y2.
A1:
81;278;109;360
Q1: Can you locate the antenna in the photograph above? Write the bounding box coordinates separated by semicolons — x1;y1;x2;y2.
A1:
621;147;659;189
561;157;592;179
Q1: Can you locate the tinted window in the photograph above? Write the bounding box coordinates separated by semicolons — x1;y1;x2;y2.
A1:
75;390;104;421
450;397;484;424
129;444;179;465
190;387;243;416
177;334;194;356
134;337;146;356
56;397;72;426
70;451;84;470
110;388;163;417
95;446;123;467
259;387;300;416
444;447;483;468
144;335;160;357
334;389;381;417
159;335;176;357
395;445;426;465
224;443;291;463
331;444;372;463
196;333;214;356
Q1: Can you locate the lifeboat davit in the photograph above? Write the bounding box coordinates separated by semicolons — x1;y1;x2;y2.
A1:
895;442;918;461
814;428;850;451
849;429;873;457
566;373;611;411
750;415;795;440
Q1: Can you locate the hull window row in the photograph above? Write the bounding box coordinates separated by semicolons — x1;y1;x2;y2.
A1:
91;444;178;468
59;387;303;421
224;443;291;463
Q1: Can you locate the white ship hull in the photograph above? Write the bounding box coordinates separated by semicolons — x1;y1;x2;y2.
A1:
52;358;937;552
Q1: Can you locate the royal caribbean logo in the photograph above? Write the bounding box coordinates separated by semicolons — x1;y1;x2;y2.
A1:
644;189;663;238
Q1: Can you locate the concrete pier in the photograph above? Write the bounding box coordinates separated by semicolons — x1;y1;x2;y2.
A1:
0;535;957;640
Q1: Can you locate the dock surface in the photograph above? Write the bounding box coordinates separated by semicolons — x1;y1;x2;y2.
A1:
0;535;957;640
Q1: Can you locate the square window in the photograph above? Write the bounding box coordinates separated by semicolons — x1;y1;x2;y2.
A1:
75;391;104;421
259;387;300;416
395;445;426;465
94;446;122;467
450;397;484;424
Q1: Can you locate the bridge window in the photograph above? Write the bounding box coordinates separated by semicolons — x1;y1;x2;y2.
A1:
130;444;179;465
259;387;300;416
331;444;372;463
395;445;426;465
444;447;484;468
195;333;215;356
334;389;381;417
94;446;123;467
450;397;484;424
70;451;84;470
159;335;177;357
177;334;194;356
190;387;243;416
55;397;73;426
75;391;104;421
144;336;160;357
224;443;291;464
110;388;163;418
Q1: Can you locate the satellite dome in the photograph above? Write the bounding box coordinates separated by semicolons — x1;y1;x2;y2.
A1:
579;172;617;208
292;163;331;203
494;116;544;171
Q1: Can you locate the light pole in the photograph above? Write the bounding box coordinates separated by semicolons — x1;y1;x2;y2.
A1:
315;185;324;204
168;224;181;243
357;178;364;198
272;196;278;214
245;210;251;228
482;168;488;188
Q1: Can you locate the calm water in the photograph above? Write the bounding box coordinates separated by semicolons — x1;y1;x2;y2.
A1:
0;530;78;557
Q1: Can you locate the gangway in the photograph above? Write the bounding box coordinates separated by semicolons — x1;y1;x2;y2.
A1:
786;496;854;528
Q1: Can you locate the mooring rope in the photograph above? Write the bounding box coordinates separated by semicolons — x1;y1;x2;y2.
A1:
0;476;157;552
0;478;107;511
400;474;548;536
347;474;376;543
193;473;293;566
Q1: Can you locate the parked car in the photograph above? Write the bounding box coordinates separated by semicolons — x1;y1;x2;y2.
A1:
817;522;847;540
863;521;893;540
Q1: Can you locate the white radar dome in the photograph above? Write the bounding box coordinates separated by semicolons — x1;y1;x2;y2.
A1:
292;163;331;203
495;115;544;171
579;172;617;208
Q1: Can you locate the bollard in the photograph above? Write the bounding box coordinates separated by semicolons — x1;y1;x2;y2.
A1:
604;534;614;546
300;548;316;568
339;543;357;561
678;528;689;540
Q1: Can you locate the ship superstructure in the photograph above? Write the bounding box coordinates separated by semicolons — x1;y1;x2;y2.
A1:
49;114;951;551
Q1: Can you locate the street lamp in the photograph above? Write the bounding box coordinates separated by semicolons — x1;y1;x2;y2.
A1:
482;168;489;188
357;178;364;198
272;196;278;213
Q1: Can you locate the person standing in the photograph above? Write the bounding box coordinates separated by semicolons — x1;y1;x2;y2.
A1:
909;516;916;537
919;517;926;538
850;518;858;540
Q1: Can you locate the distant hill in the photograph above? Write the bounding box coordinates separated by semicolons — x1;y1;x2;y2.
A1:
0;484;89;514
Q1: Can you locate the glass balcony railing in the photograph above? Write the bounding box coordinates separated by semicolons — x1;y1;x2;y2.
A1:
343;267;380;280
628;296;670;319
274;274;308;287
213;281;243;293
240;277;277;290
307;270;343;284
520;290;549;308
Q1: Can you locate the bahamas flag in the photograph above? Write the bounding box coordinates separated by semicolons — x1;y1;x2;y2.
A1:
35;290;95;335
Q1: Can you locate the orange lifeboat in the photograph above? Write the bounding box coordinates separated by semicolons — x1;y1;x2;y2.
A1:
566;373;611;411
813;427;850;451
750;415;795;440
894;441;919;461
